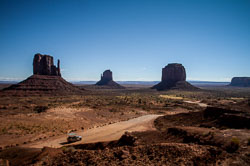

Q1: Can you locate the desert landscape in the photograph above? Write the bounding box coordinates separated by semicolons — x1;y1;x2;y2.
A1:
0;54;250;165
1;0;250;165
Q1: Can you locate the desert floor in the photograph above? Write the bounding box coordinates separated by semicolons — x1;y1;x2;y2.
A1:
0;84;249;165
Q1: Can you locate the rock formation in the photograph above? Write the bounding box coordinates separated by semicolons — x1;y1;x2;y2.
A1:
229;77;250;87
33;53;61;76
95;70;124;89
152;63;197;91
96;70;113;85
3;53;83;95
4;75;82;94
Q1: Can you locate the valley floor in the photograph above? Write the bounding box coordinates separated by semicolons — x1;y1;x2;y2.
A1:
0;85;250;165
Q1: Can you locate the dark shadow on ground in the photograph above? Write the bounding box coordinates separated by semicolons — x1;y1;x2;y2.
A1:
60;141;72;145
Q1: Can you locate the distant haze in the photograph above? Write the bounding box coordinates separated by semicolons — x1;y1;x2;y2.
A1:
0;0;249;82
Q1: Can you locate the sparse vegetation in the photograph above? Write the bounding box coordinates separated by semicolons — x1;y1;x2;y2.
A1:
34;106;49;113
62;146;76;153
0;85;250;165
226;137;240;153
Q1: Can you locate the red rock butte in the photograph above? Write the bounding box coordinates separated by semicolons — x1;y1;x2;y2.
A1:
229;77;250;87
96;70;125;89
3;53;83;95
152;63;197;91
33;53;61;76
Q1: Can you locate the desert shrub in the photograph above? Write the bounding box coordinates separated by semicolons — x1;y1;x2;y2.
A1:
62;146;76;153
226;137;240;153
34;106;48;113
1;127;7;134
0;106;7;110
61;146;66;152
67;147;76;152
109;108;118;112
202;131;214;138
138;98;142;104
164;103;169;107
174;100;182;104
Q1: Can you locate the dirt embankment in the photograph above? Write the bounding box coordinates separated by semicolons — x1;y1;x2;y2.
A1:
152;106;250;165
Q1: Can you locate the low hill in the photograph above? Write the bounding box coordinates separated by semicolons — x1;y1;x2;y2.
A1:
2;75;83;95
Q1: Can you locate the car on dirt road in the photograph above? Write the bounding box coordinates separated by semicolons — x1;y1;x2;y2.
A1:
67;133;82;143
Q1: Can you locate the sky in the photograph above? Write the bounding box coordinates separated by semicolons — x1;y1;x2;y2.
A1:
0;0;249;82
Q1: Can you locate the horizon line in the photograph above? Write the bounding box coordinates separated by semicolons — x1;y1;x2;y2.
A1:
0;78;231;83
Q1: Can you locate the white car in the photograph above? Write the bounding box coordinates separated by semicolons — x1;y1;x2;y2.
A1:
67;133;82;143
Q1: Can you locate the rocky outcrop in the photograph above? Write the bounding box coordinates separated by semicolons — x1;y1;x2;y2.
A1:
161;63;186;85
229;77;250;87
4;75;82;94
203;107;250;129
33;53;61;76
117;132;138;146
95;70;124;89
96;70;113;85
152;63;197;91
3;53;83;95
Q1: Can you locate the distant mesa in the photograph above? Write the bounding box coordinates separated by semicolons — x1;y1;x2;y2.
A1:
3;53;83;95
229;77;250;87
152;63;197;91
95;70;125;89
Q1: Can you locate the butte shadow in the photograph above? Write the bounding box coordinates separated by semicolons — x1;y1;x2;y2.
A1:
3;53;83;95
152;63;198;91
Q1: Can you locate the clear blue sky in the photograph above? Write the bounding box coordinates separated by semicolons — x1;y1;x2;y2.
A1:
0;0;249;81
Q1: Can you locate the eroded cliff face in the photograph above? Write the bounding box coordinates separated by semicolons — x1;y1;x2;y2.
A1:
230;77;250;87
96;70;113;85
161;63;186;85
95;70;124;89
152;63;196;91
2;53;84;94
102;70;113;82
33;53;61;76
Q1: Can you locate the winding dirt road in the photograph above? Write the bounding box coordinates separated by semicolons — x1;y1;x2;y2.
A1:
26;114;162;148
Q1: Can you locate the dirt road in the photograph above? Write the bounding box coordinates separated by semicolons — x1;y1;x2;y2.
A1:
26;114;162;148
184;100;208;107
